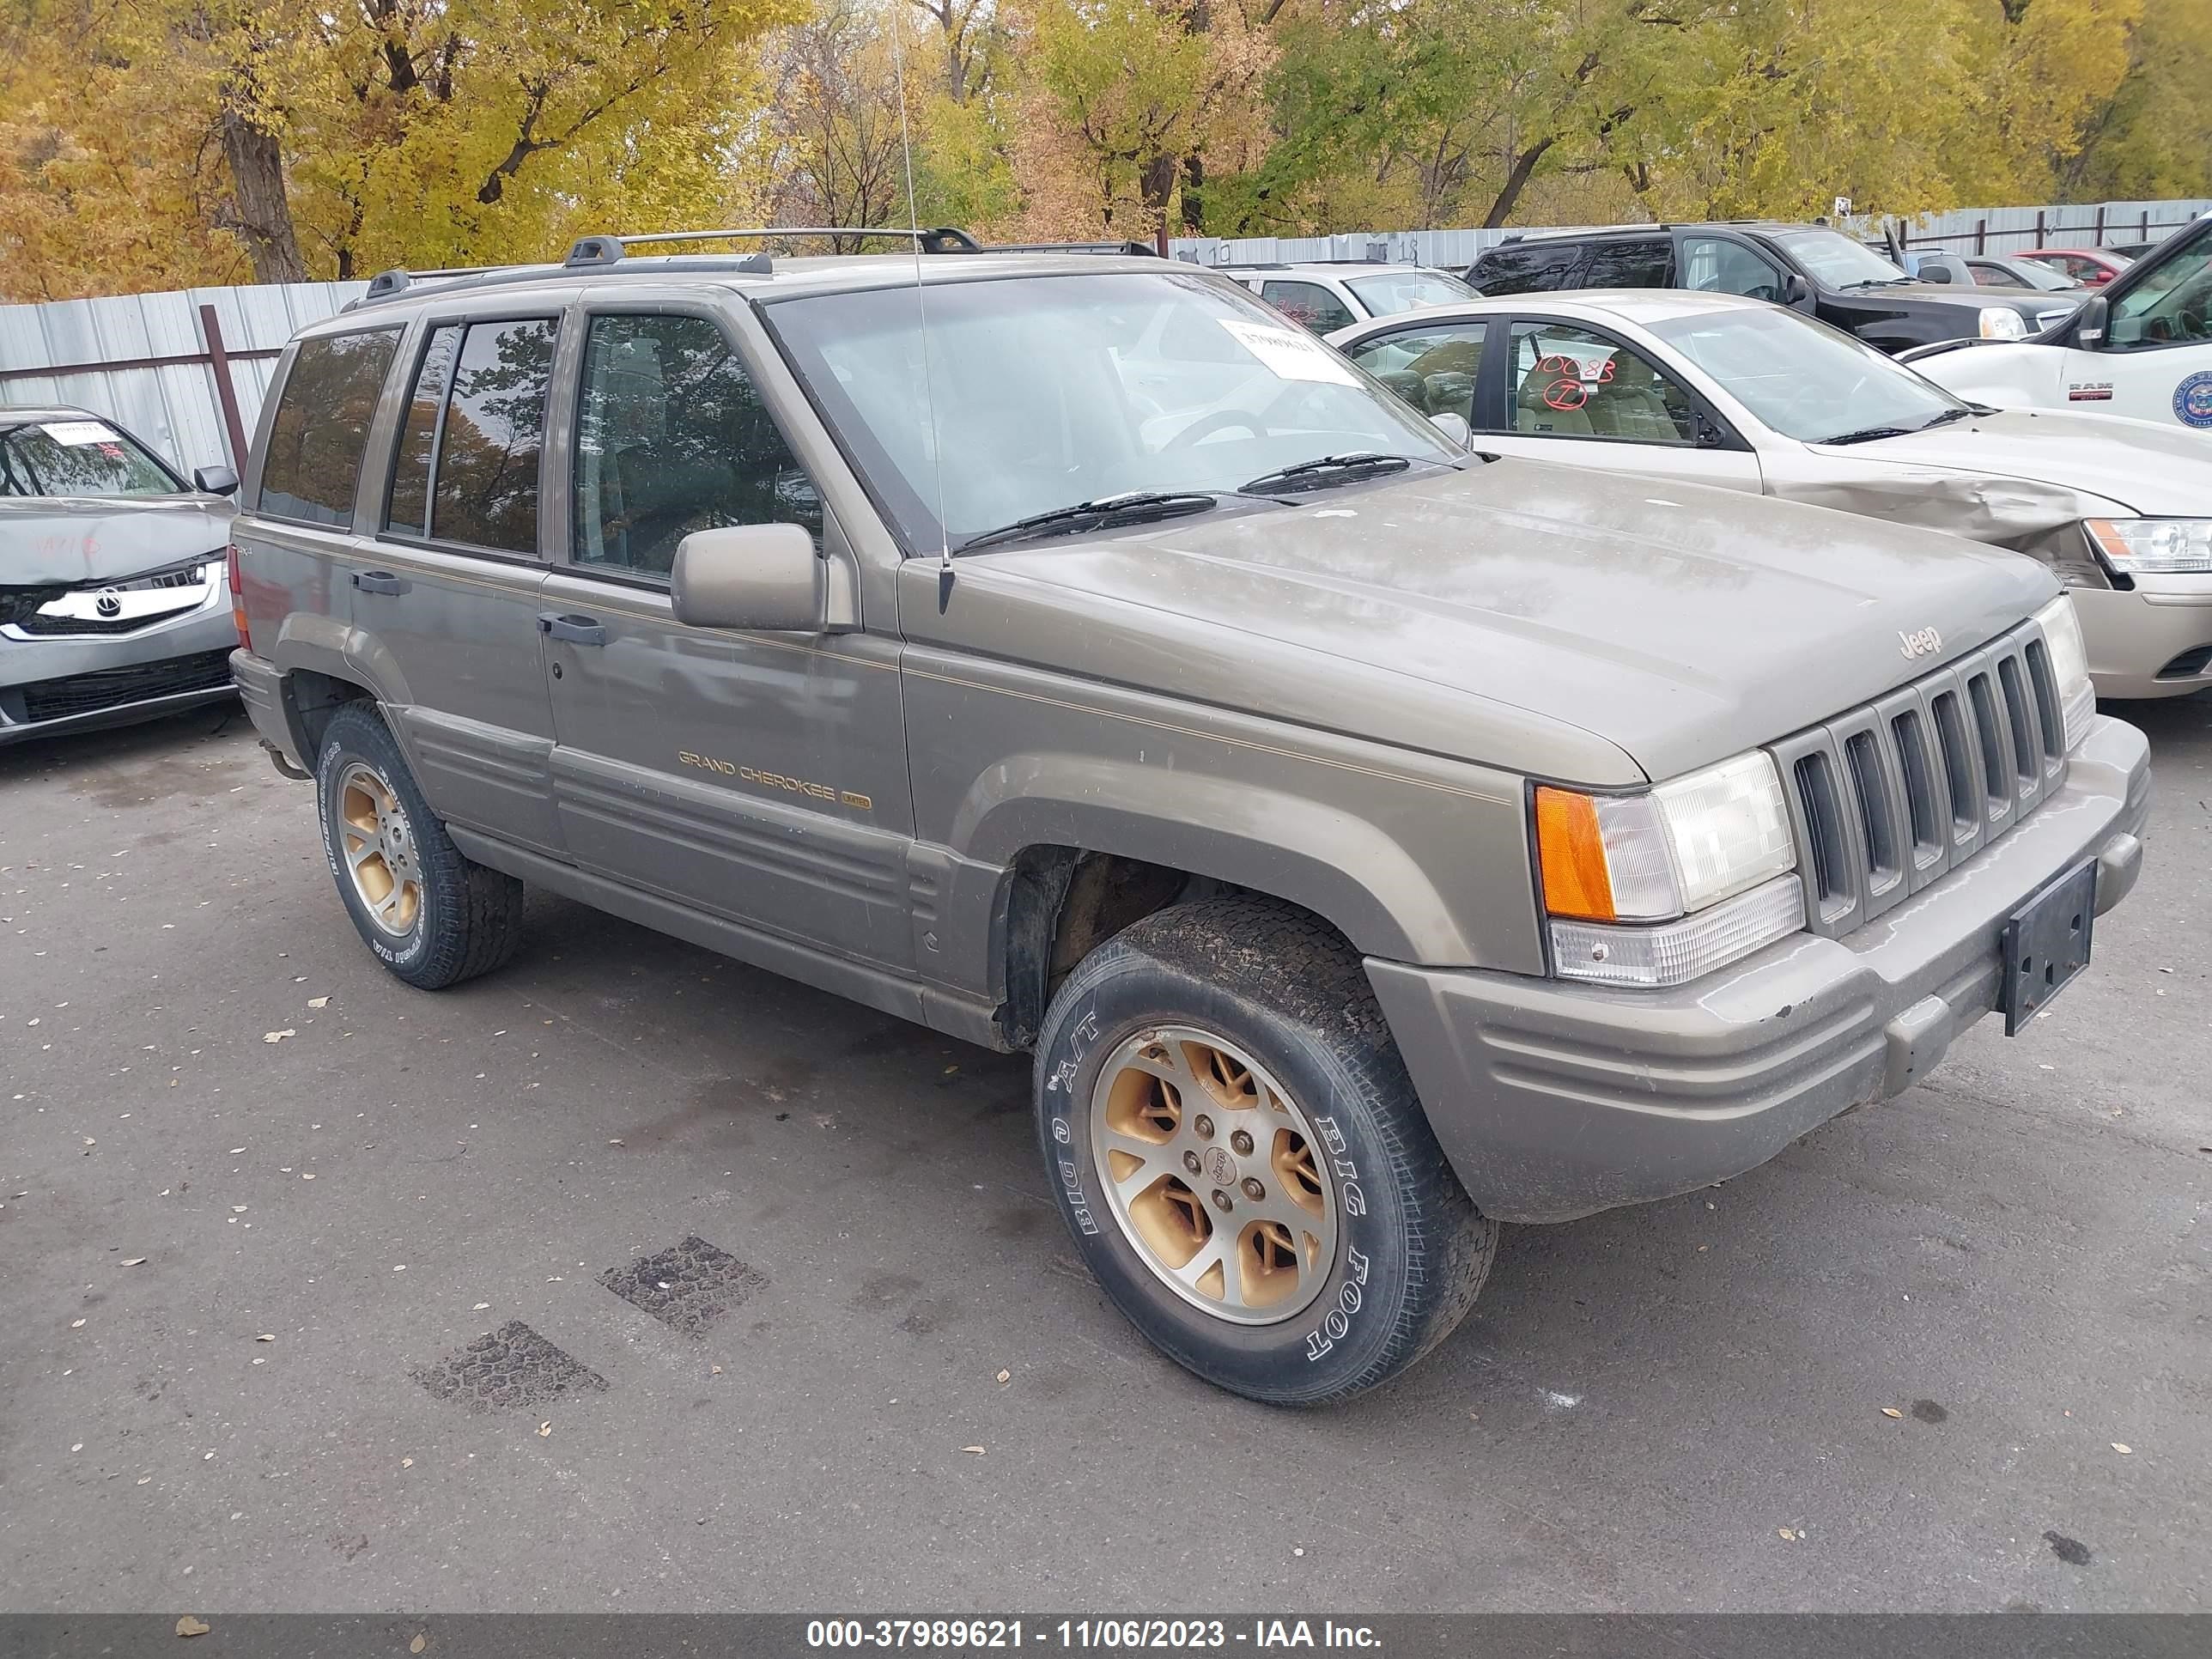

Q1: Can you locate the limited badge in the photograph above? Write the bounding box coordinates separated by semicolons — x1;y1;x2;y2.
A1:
2174;369;2212;429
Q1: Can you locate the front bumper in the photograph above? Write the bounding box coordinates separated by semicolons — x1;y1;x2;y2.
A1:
1368;714;2151;1224
2073;582;2212;699
0;589;240;746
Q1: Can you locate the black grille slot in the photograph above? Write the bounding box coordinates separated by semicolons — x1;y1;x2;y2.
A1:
2023;639;2065;762
1794;750;1850;906
1929;689;1978;834
1843;731;1899;884
1890;709;1943;856
19;650;235;724
1966;671;2008;814
1996;653;2039;789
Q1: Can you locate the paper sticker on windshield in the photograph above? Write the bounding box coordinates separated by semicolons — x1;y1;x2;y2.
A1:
1218;319;1358;386
42;420;119;446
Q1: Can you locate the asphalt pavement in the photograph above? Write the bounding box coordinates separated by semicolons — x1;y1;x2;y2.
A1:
2;699;2206;1613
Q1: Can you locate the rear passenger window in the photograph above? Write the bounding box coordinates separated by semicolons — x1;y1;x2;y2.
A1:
257;329;400;526
1579;239;1674;289
572;313;822;578
381;317;557;553
430;319;557;553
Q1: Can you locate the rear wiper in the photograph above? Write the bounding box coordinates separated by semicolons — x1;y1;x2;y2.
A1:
1816;424;1915;446
957;491;1220;553
1237;452;1423;494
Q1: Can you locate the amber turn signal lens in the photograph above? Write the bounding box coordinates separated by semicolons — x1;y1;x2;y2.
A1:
226;543;251;652
1534;787;1616;922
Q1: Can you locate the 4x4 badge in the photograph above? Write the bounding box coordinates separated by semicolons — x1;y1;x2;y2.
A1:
1899;626;1942;660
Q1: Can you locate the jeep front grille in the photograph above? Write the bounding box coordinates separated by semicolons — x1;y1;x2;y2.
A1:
1769;620;2066;938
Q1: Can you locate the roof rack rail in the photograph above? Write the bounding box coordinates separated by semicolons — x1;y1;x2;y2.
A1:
562;226;982;267
362;264;511;300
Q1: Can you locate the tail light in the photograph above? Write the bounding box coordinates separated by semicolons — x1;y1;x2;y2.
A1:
226;543;251;652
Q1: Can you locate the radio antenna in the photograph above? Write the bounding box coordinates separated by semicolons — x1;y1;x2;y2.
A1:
885;3;956;611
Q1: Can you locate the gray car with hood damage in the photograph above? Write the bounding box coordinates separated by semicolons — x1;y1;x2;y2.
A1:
2;406;241;745
225;241;2151;1404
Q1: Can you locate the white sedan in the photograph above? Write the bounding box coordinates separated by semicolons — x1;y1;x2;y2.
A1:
1328;289;2212;699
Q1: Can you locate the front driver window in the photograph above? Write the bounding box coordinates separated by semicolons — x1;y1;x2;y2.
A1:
1682;237;1784;303
1504;322;1697;443
2107;224;2212;351
1342;323;1486;422
573;314;822;577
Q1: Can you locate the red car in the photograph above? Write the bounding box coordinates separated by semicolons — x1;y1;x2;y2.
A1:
2017;246;2132;287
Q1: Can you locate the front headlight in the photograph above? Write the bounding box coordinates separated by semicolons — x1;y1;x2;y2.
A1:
1978;307;2028;340
2085;517;2212;575
1534;752;1801;986
2033;593;2094;750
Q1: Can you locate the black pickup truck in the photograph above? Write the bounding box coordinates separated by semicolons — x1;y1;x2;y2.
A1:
1467;222;2080;354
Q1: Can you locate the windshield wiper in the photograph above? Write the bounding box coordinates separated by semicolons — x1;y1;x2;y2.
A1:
956;491;1221;554
1840;277;1912;290
1817;424;1917;445
1917;406;1976;429
1237;452;1427;494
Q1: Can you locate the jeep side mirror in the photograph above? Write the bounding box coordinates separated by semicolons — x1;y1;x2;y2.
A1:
194;465;240;496
672;524;823;633
1781;273;1813;308
1428;410;1472;449
2073;292;2109;349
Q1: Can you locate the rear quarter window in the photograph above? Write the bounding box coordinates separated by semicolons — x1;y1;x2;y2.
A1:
1471;240;1589;295
256;329;401;526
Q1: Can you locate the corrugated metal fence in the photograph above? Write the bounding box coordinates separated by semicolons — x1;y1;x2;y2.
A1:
1170;198;2212;270
0;282;367;477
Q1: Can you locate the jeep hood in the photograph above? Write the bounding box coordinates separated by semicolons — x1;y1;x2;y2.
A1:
0;495;235;590
1784;408;2212;533
917;459;2054;785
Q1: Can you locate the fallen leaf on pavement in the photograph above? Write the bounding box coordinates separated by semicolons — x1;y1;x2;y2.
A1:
2112;1443;2133;1455
402;1457;413;1468
174;1618;209;1638
1880;1407;1904;1419
411;1638;427;1655
472;1304;490;1311
308;998;330;1009
255;1334;274;1342
120;1257;146;1267
1778;1528;1796;1540
710;1364;724;1376
538;1421;552;1437
960;1445;986;1455
996;1370;1011;1384
70;1318;85;1328
263;1030;295;1044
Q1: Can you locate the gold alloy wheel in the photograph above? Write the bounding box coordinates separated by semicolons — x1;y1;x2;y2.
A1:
1089;1025;1338;1326
336;760;422;938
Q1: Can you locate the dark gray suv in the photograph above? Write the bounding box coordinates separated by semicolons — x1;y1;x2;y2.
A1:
227;231;2149;1403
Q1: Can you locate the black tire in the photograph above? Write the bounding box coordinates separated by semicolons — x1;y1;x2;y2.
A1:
315;702;524;990
1034;896;1496;1405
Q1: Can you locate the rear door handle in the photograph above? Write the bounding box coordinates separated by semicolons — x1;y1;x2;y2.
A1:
352;569;408;596
538;612;607;647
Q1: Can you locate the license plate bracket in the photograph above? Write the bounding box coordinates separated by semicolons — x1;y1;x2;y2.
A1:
2001;859;2099;1036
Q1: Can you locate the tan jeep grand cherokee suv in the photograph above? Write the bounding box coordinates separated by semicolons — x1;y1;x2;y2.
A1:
228;234;2149;1403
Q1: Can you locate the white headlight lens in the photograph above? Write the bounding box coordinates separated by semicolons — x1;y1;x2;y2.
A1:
1535;752;1797;927
1653;751;1797;911
1978;307;2028;339
2033;593;2094;750
2086;517;2212;574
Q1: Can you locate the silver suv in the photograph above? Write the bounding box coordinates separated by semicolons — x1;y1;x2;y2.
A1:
228;232;2150;1403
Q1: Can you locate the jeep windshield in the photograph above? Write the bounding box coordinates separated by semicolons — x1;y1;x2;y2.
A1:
1649;307;1969;443
0;419;181;499
765;270;1462;553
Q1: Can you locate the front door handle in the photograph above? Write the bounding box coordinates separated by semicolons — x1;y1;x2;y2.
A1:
352;569;408;596
538;612;607;647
